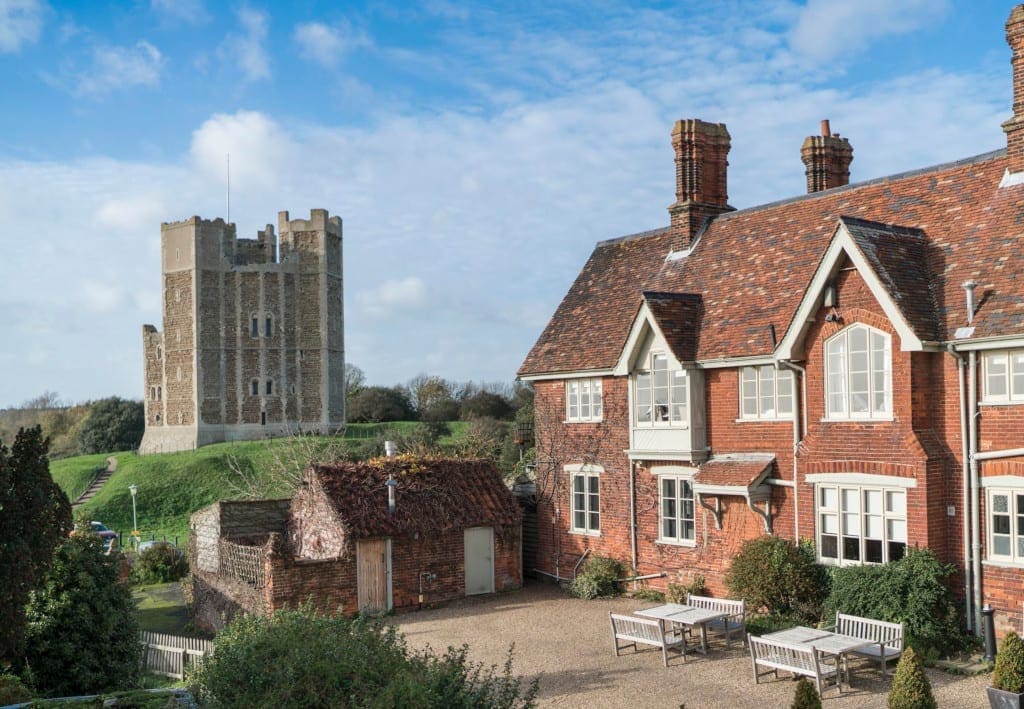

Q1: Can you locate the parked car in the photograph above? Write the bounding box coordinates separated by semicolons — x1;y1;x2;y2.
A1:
71;521;117;548
137;540;175;554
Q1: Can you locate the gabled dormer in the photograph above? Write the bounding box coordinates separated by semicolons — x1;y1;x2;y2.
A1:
615;292;707;463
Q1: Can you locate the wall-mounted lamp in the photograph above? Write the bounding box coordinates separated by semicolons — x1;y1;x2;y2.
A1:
823;281;837;309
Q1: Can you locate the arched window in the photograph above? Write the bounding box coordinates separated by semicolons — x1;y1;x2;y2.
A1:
824;324;892;419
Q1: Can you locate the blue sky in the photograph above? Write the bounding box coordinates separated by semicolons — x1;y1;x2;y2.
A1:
0;0;1017;407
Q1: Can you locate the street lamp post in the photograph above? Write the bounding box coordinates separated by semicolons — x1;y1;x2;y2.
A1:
128;484;138;545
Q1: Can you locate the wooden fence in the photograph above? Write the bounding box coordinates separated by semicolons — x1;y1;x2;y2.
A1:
140;631;214;680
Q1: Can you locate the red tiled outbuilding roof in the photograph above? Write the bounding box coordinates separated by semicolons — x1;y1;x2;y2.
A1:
520;149;1024;376
694;455;775;490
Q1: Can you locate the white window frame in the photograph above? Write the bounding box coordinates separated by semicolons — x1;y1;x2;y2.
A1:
815;483;907;566
824;324;892;420
987;487;1024;565
739;365;794;420
982;350;1024;404
657;474;696;545
633;352;688;427
569;469;601;535
565;378;603;422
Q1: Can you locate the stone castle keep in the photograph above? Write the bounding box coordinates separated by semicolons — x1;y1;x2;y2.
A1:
139;208;345;454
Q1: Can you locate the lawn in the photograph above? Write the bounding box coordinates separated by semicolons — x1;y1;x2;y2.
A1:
133;582;192;636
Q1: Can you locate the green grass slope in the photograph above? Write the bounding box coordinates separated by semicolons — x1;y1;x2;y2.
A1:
49;452;110;503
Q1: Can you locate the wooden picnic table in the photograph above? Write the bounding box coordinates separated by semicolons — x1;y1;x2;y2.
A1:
634;604;730;655
763;626;875;685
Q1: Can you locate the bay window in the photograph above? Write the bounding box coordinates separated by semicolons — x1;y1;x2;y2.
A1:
634;352;687;425
817;483;907;565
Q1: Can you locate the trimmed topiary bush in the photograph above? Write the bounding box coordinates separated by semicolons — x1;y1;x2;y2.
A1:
570;555;624;600
725;536;828;621
791;677;822;709
993;631;1024;693
132;542;189;584
825;548;964;656
887;647;936;709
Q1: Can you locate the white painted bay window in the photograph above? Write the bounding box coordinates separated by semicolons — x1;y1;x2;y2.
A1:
659;475;695;544
817;484;907;565
825;324;892;419
566;378;603;422
740;365;794;419
983;350;1024;403
634;353;687;425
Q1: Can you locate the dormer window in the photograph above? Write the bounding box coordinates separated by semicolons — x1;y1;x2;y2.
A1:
824;324;892;419
634;352;687;426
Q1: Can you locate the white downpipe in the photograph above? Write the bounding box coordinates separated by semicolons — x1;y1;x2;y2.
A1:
779;360;807;540
953;350;972;632
968;350;983;635
629;461;638;588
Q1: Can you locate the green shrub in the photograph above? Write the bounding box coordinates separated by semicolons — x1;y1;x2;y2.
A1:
0;672;32;704
746;611;806;638
725;536;828;621
993;631;1024;693
824;548;964;656
631;588;664;602
888;647;936;709
569;555;624;600
132;542;189;584
791;677;821;709
188;605;537;708
666;574;706;604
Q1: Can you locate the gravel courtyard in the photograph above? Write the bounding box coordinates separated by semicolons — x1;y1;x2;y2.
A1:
394;582;989;708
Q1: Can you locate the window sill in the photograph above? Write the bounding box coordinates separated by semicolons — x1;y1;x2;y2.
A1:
564;419;603;424
656;539;697;548
819;416;895;423
569;529;601;538
735;417;793;423
982;559;1024;570
632;423;690;430
979;400;1024;407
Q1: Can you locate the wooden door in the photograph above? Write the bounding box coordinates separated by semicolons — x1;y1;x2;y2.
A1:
464;527;494;596
357;538;391;613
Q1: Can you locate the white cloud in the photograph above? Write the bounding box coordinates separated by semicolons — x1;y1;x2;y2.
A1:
94;196;167;233
0;0;44;53
188;110;292;195
151;0;207;24
358;276;428;316
789;0;950;61
293;21;371;68
221;7;270;81
52;40;163;96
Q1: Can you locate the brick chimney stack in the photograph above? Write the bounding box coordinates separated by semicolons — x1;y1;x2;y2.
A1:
800;119;853;193
1003;5;1024;174
668;119;733;251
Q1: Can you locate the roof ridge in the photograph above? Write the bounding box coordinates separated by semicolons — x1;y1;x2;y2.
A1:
596;226;670;247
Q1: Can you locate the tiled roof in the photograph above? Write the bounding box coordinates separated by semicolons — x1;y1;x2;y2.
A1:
694;455;775;490
309;457;521;538
520;149;1024;375
643;292;702;363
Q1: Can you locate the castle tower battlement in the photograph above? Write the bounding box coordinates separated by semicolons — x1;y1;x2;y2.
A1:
139;208;345;455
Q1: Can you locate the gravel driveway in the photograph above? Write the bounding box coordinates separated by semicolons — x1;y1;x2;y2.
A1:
394;582;988;708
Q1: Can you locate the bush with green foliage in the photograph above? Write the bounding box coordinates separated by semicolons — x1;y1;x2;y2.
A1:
188;605;537;708
993;631;1024;693
77;397;144;454
0;426;73;667
347;386;416;423
0;672;32;705
824;548;963;656
570;555;624;600
666;575;706;604
791;677;822;709
887;647;936;709
23;530;141;697
725;536;828;621
132;542;189;584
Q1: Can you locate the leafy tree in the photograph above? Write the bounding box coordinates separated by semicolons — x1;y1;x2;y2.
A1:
0;426;72;667
23;528;140;697
461;391;514;421
406;374;458;421
347;386;415;423
725;536;829;621
77;397;144;454
887;647;936;709
189;605;537;708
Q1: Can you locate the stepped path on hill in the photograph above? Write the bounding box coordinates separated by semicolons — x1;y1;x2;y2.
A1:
72;456;117;509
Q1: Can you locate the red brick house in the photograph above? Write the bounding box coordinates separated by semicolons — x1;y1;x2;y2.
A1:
518;6;1024;636
189;457;521;630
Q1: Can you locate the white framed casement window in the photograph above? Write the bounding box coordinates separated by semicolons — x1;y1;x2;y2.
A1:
740;365;794;420
565;378;603;422
824;324;892;419
634;352;687;426
816;483;907;565
569;469;600;535
982;350;1024;404
658;475;695;545
987;488;1024;564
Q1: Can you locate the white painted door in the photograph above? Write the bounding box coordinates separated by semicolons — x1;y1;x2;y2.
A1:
464;527;494;595
357;538;391;613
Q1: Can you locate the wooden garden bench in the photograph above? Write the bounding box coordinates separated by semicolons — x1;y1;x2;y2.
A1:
687;594;746;647
831;613;904;675
609;612;688;666
749;635;841;696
